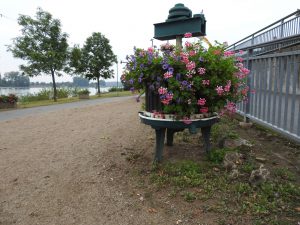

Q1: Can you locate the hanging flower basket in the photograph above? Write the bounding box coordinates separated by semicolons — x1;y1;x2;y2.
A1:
122;33;250;121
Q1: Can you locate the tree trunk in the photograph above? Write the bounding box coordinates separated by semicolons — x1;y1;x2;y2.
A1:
97;77;101;96
51;69;57;102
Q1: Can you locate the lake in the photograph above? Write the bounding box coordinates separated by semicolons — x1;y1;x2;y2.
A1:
0;86;112;97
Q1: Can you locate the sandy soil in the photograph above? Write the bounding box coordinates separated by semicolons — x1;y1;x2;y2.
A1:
0;98;173;225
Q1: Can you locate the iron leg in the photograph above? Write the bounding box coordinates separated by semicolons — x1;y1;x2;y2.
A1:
166;129;175;146
201;126;212;154
154;128;166;162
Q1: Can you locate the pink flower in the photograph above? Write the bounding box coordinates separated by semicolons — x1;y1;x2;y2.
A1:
158;87;167;95
224;80;231;92
200;107;208;113
166;92;174;100
164;71;173;79
189;50;196;56
184;32;192;38
202;80;210;85
240;67;250;75
224;51;235;57
186;61;196;71
197;67;206;75
236;62;244;68
147;47;154;53
185;41;192;48
197;98;206;106
237;57;243;62
225;102;236;114
216;86;224;95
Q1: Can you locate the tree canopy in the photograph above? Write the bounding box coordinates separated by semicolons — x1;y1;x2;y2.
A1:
8;8;69;101
0;71;30;87
70;32;116;94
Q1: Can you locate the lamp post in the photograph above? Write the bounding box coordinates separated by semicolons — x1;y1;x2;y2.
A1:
116;60;119;96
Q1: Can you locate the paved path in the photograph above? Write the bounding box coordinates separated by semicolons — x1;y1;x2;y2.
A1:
0;96;134;121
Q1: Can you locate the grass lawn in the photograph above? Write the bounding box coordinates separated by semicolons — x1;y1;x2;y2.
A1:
16;91;132;109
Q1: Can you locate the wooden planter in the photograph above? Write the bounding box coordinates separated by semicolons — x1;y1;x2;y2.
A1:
0;102;17;109
79;94;90;99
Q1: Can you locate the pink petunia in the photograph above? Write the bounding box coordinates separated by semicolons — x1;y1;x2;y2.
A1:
185;41;192;48
158;87;167;95
200;107;208;113
198;67;206;75
164;71;173;79
216;86;224;96
186;61;196;71
147;47;154;54
197;98;206;106
202;80;210;85
224;51;235;57
189;50;196;56
184;32;192;38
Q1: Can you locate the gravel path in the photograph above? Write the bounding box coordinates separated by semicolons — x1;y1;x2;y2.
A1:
0;96;133;121
0;98;173;225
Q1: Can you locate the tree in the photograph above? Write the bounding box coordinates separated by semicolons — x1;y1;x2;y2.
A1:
70;32;116;95
73;77;89;87
8;8;69;101
3;71;30;87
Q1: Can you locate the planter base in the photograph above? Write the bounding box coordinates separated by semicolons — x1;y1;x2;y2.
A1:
139;111;219;162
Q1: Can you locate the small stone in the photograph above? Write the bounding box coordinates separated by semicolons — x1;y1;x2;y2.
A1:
249;164;270;186
255;157;267;163
229;169;240;179
213;167;220;172
223;152;243;170
148;208;157;213
139;196;144;201
239;122;253;128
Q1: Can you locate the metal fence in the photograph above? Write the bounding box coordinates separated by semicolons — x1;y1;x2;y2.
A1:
238;50;300;142
228;10;300;52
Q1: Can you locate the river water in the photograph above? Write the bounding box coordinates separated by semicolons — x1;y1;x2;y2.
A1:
0;87;111;97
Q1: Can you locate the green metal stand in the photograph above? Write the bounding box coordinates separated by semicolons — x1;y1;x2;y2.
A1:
139;112;219;163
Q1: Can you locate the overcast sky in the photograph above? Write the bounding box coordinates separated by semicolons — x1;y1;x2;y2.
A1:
0;0;299;83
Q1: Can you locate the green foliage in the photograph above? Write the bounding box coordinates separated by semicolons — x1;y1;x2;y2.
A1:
77;89;90;95
274;167;296;181
183;191;197;202
8;8;69;101
149;159;300;223
108;87;123;92
70;32;117;94
19;88;74;102
208;148;232;163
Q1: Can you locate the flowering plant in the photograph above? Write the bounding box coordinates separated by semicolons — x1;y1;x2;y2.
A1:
0;94;18;104
122;33;250;119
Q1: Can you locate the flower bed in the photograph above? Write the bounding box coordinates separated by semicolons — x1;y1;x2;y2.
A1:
0;94;18;109
122;33;250;121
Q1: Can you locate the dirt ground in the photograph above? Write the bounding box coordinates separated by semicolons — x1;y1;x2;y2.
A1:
0;98;299;225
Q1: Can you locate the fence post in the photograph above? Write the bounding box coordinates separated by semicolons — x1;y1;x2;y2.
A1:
245;48;253;123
